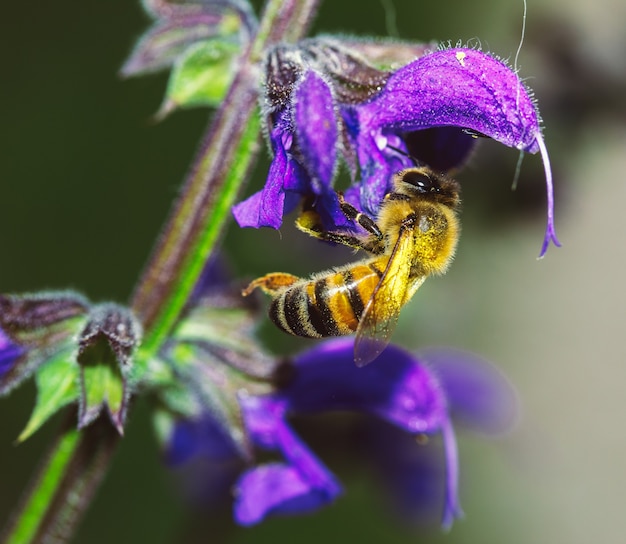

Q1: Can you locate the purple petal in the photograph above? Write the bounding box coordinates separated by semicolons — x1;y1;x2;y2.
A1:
240;394;342;493
0;328;23;379
233;116;308;229
232;190;284;229
284;338;448;434
293;71;338;189
440;417;463;529
236;393;342;525
360;48;540;151
234;463;340;526
238;394;287;450
232;133;288;228
421;348;519;436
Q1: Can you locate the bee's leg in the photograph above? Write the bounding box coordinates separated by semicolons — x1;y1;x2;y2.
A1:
296;203;367;251
242;273;300;297
337;193;383;240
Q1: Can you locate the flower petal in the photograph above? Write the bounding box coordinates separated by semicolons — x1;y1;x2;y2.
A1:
359;48;540;151
236;393;342;525
232;116;307;229
284;338;448;433
440;416;463;529
279;339;465;527
421;348;519;436
240;394;341;492
232;133;288;228
293;71;338;188
234;463;340;526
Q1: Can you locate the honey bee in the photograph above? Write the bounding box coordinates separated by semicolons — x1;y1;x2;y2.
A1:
242;167;461;366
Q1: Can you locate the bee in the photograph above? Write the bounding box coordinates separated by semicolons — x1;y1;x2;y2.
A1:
242;167;461;366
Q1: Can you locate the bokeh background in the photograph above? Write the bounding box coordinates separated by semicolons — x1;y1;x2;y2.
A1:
1;0;625;542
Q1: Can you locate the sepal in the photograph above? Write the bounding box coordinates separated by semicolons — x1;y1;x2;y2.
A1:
0;292;89;395
299;38;392;104
155;274;279;459
121;0;255;115
339;38;438;71
158;38;242;118
76;304;141;434
264;38;392;112
18;349;79;442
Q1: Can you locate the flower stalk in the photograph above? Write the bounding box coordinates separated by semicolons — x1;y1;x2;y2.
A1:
2;415;120;544
2;0;321;542
132;0;322;358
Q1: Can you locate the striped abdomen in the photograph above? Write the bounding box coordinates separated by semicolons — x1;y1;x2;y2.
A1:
268;259;386;338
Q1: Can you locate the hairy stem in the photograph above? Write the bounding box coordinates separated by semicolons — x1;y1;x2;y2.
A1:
132;0;322;357
2;414;119;544
2;0;321;542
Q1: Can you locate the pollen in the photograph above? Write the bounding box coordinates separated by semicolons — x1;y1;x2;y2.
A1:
455;51;467;67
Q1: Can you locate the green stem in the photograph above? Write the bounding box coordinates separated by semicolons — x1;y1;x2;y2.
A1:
2;0;321;542
132;0;322;356
2;415;119;544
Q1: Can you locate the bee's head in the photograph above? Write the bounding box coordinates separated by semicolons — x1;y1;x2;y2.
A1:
395;167;461;209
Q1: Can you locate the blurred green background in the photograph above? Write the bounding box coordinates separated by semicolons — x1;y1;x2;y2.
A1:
1;0;626;542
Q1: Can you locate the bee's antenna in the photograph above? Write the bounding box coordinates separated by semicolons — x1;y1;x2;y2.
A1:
514;0;528;110
511;149;524;191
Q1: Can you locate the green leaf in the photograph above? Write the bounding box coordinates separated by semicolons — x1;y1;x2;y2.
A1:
161;38;240;113
18;350;79;442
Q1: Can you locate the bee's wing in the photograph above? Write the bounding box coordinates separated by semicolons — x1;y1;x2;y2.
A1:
354;226;425;366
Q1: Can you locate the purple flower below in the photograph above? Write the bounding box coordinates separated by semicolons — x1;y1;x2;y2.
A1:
164;338;516;527
229;339;516;527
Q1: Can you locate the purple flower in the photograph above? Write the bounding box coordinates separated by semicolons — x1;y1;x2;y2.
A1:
212;339;514;527
234;45;559;255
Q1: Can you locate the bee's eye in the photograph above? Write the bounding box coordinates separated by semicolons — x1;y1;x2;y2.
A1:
401;170;439;193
